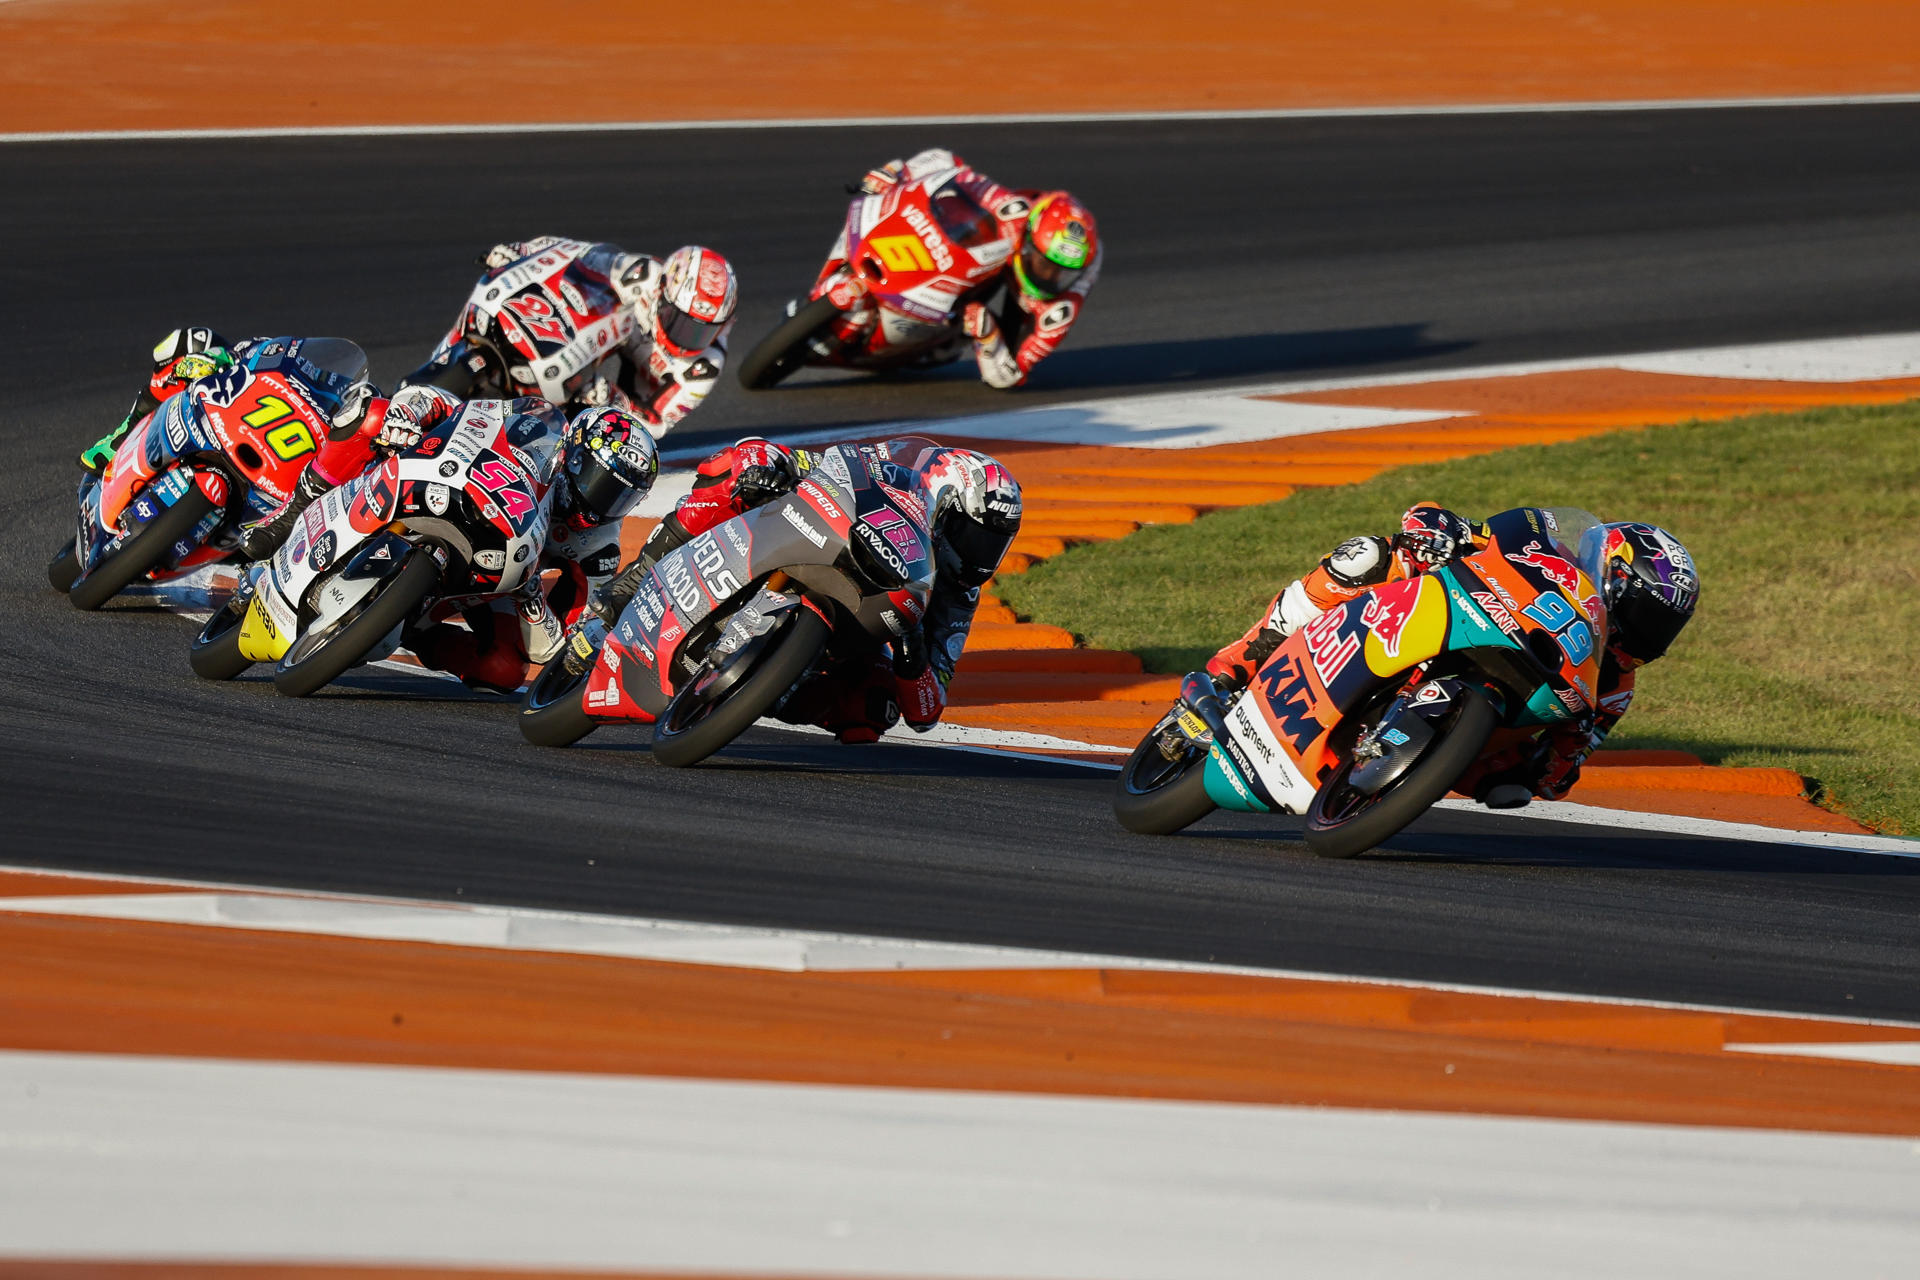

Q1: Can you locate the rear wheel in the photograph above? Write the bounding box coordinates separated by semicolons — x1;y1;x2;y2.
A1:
272;549;440;697
519;655;598;747
736;296;842;390
1303;686;1498;859
189;596;255;681
47;540;80;593
1112;717;1217;835
68;489;217;611
651;608;830;767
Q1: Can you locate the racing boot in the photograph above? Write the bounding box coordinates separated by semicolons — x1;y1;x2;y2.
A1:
78;389;164;474
239;467;332;561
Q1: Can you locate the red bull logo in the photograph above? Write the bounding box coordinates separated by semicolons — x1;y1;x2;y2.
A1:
1508;540;1583;596
1360;577;1421;658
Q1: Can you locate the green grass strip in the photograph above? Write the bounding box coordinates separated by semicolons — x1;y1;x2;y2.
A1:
998;400;1920;835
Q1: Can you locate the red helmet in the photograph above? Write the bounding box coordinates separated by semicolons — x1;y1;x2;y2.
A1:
655;245;738;356
1013;192;1098;300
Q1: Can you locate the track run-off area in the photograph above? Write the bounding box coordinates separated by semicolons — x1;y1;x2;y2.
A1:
5;101;1920;1277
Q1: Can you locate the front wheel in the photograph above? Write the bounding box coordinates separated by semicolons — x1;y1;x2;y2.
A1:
47;540;80;594
1112;716;1217;835
519;655;598;748
1303;686;1498;859
189;596;254;681
735;296;843;390
651;608;830;767
68;489;216;611
271;549;441;698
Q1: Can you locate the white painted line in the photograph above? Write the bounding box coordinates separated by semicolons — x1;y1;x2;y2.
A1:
895;396;1465;450
6;1050;1920;1278
1616;331;1920;382
8;94;1920;144
1431;798;1920;860
695;329;1920;454
2;862;1916;1028
1725;1042;1920;1068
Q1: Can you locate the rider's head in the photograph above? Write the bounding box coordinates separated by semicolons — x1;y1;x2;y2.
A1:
924;448;1022;588
1013;193;1098;300
1596;521;1698;668
652;246;738;357
559;405;658;527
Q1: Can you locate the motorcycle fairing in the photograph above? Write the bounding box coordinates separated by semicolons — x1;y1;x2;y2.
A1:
466;245;633;403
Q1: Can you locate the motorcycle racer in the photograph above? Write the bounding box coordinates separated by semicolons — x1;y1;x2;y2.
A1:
819;148;1101;389
1205;505;1698;808
406;404;660;694
401;238;737;432
593;434;1021;741
78;328;249;472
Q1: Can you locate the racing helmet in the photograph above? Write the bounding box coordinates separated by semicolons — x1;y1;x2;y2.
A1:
561;405;658;524
925;448;1022;588
654;245;738;356
1595;521;1698;665
1013;193;1098;300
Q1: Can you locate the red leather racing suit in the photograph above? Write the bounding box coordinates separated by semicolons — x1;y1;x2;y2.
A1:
814;148;1101;389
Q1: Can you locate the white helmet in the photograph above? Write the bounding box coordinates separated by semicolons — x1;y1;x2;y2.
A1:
653;245;738;356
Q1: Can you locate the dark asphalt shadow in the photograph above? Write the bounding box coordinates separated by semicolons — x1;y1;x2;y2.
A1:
755;323;1474;398
1025;323;1475;393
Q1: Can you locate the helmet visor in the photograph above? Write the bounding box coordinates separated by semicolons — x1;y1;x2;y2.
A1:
1610;579;1690;664
1018;239;1085;299
658;298;724;354
941;511;1015;588
570;454;644;522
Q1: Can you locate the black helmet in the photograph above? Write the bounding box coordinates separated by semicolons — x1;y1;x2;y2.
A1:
562;405;658;524
1597;522;1699;665
926;449;1022;588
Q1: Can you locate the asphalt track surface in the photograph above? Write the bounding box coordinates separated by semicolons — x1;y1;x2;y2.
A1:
7;105;1920;1021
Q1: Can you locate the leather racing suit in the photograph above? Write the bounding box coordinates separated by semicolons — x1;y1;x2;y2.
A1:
391;396;626;695
598;435;1009;741
403;238;726;433
1205;503;1639;804
815;148;1102;389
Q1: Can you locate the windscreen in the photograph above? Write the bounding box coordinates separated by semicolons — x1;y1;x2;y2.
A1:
928;185;1002;250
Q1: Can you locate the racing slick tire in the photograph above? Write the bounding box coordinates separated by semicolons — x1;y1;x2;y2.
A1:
1303;686;1498;859
189;596;255;681
68;489;216;611
736;296;842;390
651;607;830;767
271;548;440;698
518;655;598;748
47;541;81;594
1112;718;1218;835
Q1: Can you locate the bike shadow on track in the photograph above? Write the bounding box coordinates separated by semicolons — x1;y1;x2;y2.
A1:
739;322;1475;401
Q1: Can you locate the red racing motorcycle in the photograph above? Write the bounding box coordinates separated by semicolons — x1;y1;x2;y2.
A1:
518;442;934;766
53;337;368;611
735;163;1013;388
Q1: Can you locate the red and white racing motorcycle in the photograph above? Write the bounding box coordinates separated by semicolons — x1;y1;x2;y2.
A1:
416;240;632;407
736;164;1013;388
190;399;565;697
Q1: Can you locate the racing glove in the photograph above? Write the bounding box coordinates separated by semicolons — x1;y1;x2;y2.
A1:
891;631;946;731
729;440;798;506
374;383;456;450
1392;503;1475;571
856;160;906;195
